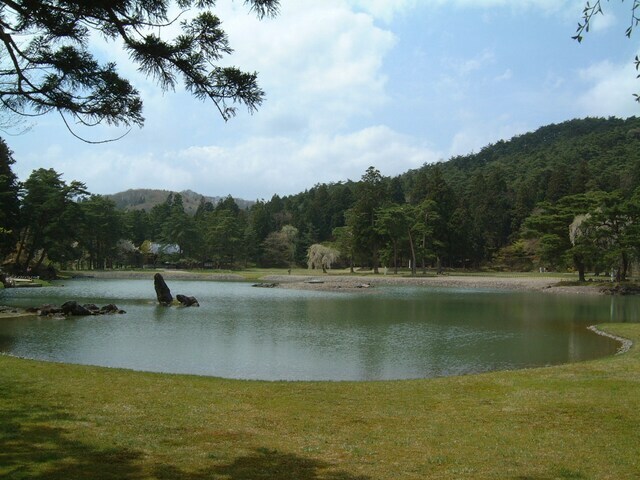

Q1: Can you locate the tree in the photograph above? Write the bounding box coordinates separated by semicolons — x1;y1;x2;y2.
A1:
347;167;388;273
0;0;280;136
78;195;124;269
332;225;355;273
307;244;339;273
0;137;19;258
574;0;640;102
261;225;298;268
161;194;198;257
374;204;410;274
15;168;87;272
419;166;457;270
522;193;604;281
123;209;151;246
201;198;245;268
410;199;440;275
575;191;640;281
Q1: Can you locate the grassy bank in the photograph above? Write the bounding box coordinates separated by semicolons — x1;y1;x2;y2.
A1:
1;325;639;479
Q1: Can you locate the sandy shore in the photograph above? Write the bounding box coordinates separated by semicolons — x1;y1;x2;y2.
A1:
60;270;608;295
259;273;604;295
68;270;246;281
70;269;599;293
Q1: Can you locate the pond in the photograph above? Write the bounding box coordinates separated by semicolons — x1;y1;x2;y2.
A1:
0;278;637;381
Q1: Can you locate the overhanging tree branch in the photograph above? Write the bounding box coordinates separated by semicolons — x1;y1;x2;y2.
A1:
0;0;280;136
575;0;640;103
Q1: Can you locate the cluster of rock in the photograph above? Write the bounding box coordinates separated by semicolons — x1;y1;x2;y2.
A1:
27;301;126;317
176;294;199;307
154;273;199;307
600;284;640;296
252;282;279;288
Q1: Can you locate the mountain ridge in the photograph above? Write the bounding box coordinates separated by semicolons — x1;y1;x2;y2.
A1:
106;188;254;214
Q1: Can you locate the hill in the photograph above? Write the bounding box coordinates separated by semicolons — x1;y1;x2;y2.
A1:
272;116;640;269
107;189;254;214
402;116;640;202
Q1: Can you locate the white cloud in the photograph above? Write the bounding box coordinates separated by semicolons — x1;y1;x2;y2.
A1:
420;0;575;13
178;126;442;197
590;11;617;32
223;1;396;134
448;117;529;157
349;0;418;22
494;69;513;82
577;59;640;117
455;50;496;76
27;127;441;199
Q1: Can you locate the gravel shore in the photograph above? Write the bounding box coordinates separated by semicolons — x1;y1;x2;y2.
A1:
69;270;607;294
260;273;604;295
3;270;605;299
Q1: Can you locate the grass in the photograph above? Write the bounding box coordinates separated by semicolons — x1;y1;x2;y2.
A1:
1;324;639;479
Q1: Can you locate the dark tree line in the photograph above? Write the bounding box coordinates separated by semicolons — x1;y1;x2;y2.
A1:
1;117;640;279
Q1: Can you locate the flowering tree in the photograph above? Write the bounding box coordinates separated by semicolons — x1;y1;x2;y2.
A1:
307;244;339;273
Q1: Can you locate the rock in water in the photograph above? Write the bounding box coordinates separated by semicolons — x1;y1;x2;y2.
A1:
176;294;199;307
61;301;92;316
154;273;173;306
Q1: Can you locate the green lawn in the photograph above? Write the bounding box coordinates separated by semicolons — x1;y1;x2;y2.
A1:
1;324;639;479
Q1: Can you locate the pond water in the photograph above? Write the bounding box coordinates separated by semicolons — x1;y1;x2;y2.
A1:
0;278;637;381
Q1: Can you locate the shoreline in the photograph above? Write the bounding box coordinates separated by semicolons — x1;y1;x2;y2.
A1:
261;273;604;295
65;269;607;295
0;271;609;320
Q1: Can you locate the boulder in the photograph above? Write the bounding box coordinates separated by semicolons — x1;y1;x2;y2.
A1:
38;304;63;316
154;273;173;306
100;304;125;314
252;282;278;288
61;301;92;316
176;294;199;307
27;302;125;317
83;303;100;313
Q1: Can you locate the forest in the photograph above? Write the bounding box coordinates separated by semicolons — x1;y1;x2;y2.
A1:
1;116;640;280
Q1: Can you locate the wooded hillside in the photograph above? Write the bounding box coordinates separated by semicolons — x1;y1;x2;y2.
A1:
107;189;254;214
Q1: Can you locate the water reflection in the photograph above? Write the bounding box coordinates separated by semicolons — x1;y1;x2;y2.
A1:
0;279;636;380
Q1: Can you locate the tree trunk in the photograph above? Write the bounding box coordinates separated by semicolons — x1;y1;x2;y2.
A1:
393;240;398;274
34;249;47;270
408;230;417;276
15;228;28;270
23;245;37;272
372;243;379;274
620;251;629;282
573;254;586;282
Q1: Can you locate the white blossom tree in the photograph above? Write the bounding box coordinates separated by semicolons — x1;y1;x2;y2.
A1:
307;244;340;273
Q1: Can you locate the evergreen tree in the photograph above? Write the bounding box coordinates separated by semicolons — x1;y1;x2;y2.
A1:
78;195;124;269
347;167;388;273
0;138;19;258
15;168;87;272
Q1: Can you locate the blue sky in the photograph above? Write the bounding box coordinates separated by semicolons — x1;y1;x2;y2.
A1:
6;0;640;200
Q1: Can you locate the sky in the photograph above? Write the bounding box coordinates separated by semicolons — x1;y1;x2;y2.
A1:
5;0;640;201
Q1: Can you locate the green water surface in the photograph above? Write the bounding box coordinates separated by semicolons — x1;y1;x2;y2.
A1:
1;278;636;380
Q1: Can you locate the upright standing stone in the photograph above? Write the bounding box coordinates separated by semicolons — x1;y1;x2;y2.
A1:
154;273;173;306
